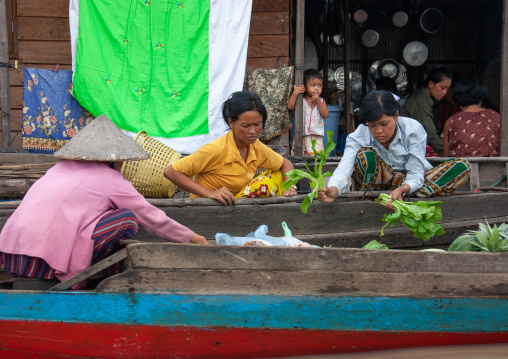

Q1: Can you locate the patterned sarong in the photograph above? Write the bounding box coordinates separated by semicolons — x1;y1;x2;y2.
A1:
235;170;285;198
0;209;138;279
352;148;471;197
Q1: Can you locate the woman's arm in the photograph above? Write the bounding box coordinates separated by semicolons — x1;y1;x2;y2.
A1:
442;118;451;157
280;157;298;196
280;157;294;181
164;165;236;205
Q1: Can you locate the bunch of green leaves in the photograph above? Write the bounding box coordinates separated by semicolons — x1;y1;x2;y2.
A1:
282;130;335;213
448;221;508;252
375;193;444;241
362;240;389;249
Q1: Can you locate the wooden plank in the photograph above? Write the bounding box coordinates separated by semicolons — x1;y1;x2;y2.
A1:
246;56;290;70
0;178;36;199
97;268;508;298
469;162;481;192
8;85;21;109
0;152;59;165
130;192;508;239
18;40;71;64
48;248;127;291
252;0;289;12
9;64;72;86
18;17;70;41
247;35;289;58
501;0;508;156
125;243;508;273
2;131;21;148
250;12;289;35
293;0;304;156
0;0;11;148
7;109;22;130
297;216;508;249
17;0;69;17
6;0;17;58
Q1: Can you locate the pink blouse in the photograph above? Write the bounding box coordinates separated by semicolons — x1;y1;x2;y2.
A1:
0;160;195;284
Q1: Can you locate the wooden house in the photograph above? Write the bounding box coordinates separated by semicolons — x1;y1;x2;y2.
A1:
0;0;292;150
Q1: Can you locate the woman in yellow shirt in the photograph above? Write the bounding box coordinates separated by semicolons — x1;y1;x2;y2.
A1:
165;91;297;205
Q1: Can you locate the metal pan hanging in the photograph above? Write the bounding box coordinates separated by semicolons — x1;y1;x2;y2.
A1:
361;29;379;48
403;41;429;67
420;8;443;34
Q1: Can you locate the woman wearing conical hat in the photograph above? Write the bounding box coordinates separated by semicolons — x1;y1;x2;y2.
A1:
0;115;208;289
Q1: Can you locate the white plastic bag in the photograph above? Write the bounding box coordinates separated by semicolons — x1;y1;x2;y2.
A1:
215;222;314;247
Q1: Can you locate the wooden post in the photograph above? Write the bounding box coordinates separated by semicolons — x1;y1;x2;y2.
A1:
293;0;305;156
0;0;11;149
343;0;352;133
500;0;508;156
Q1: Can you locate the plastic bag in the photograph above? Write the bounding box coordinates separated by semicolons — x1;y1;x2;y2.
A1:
215;222;315;247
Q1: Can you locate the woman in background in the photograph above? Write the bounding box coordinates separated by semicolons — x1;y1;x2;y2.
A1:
442;79;500;157
401;67;453;157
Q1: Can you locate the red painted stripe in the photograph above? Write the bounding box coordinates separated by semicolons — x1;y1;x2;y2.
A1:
1;320;507;359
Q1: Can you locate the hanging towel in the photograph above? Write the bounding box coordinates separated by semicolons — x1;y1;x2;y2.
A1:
70;0;253;155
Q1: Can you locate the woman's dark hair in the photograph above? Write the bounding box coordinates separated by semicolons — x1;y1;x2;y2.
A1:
222;91;267;129
303;68;323;85
452;79;488;107
360;91;401;125
424;66;453;87
375;77;397;93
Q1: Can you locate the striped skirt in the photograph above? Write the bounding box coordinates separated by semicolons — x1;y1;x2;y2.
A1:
352;147;471;197
0;208;139;279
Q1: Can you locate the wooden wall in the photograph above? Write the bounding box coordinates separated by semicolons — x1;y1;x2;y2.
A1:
1;0;291;149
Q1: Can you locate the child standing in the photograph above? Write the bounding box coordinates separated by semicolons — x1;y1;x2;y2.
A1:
288;69;329;156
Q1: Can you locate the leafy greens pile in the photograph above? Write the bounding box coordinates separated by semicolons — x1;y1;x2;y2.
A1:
362;240;389;249
448;221;508;252
282;130;335;213
376;193;444;241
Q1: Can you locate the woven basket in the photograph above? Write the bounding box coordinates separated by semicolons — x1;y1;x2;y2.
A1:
121;131;182;198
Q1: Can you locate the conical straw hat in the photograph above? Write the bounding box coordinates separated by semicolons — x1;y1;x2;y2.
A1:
54;114;151;161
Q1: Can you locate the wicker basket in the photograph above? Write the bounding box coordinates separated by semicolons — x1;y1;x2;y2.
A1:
121;131;182;198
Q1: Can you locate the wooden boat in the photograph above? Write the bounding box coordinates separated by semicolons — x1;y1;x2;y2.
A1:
0;154;508;358
1;241;507;358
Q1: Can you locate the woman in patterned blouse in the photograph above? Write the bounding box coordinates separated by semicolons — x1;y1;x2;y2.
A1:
442;79;500;157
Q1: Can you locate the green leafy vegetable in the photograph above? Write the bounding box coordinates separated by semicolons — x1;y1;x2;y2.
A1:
375;193;444;241
283;130;335;213
362;240;389;249
448;221;508;252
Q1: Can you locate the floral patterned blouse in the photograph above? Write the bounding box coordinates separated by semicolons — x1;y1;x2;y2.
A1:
448;109;500;157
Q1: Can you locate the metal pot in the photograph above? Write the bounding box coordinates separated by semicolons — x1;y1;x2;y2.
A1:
377;59;399;79
420;8;443;34
392;11;408;28
403;41;429;67
353;9;368;24
361;29;379;48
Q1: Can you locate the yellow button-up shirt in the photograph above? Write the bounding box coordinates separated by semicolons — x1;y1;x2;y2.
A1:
172;130;284;198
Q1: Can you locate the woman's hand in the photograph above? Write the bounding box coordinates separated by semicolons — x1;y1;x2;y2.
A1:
207;187;237;206
386;186;407;212
317;186;338;203
189;234;209;245
282;185;298;197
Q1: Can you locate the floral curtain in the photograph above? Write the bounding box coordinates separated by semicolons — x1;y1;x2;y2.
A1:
22;68;93;153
